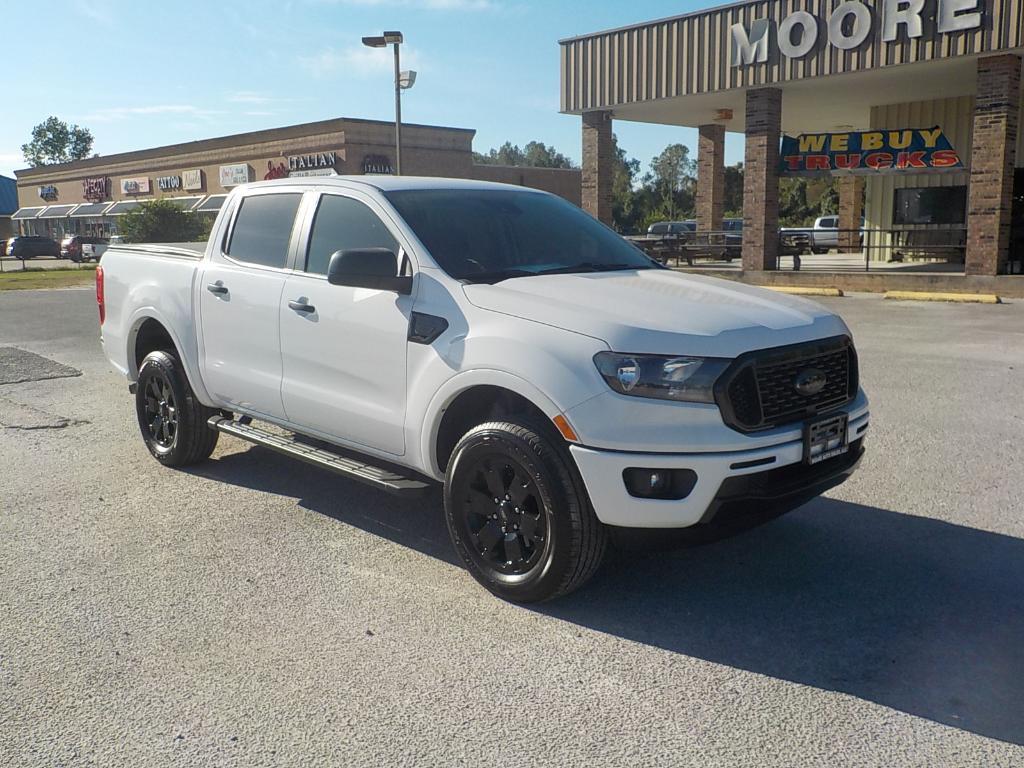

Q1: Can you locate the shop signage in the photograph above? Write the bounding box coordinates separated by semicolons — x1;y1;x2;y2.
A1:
157;175;182;191
780;127;964;175
121;177;151;195
38;185;58;201
289;168;337;178
219;163;252;187
82;177;109;202
731;0;982;67
362;154;394;175
182;169;203;191
264;161;290;180
288;151;337;171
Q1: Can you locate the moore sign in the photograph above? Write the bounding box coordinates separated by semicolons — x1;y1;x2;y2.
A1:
731;0;982;66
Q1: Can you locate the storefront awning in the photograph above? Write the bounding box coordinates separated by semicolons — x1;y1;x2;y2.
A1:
12;206;44;220
70;202;114;217
106;200;147;216
165;196;204;211
37;204;81;219
195;194;227;213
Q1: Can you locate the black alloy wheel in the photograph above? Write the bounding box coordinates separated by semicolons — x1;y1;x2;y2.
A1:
460;454;549;577
135;349;219;467
142;374;178;450
444;419;607;603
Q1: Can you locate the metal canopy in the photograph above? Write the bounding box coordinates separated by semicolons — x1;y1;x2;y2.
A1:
106;200;145;216
165;196;204;211
37;204;81;219
12;206;44;220
195;194;227;212
70;202;114;217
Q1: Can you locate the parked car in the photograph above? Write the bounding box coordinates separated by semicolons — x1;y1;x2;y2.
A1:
783;216;864;254
8;235;60;260
646;221;696;237
98;177;869;603
62;235;110;262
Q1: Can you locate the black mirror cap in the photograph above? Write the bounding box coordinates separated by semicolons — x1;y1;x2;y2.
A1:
327;248;412;295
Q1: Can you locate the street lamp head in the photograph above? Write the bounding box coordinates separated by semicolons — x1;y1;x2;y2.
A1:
382;31;404;44
399;70;417;89
361;35;387;48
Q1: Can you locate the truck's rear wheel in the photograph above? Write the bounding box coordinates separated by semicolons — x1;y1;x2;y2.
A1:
444;420;606;603
135;350;218;467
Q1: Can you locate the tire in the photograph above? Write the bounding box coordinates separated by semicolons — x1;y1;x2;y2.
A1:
135;350;219;467
444;420;607;603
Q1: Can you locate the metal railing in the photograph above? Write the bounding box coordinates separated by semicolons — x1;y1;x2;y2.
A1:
627;227;968;273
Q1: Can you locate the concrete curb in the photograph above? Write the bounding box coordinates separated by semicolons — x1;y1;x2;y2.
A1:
883;291;1002;304
765;286;844;297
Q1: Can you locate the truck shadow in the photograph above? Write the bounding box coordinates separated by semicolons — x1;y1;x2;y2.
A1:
190;445;1024;746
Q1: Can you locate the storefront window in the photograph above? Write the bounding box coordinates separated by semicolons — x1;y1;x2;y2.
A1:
893;186;967;226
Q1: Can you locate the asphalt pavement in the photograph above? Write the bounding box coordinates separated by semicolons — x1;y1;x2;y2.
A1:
1;287;1022;767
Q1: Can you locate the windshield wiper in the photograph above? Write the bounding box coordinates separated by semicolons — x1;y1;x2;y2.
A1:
535;262;647;275
460;269;538;285
462;262;650;285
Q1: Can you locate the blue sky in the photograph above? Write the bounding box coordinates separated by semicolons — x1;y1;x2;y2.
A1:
3;0;745;178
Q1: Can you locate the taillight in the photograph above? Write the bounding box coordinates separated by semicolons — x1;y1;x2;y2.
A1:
96;265;105;325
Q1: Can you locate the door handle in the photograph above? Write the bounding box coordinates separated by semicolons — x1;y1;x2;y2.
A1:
288;300;316;314
207;282;228;295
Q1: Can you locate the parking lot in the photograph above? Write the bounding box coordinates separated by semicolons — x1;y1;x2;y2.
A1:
1;287;1022;766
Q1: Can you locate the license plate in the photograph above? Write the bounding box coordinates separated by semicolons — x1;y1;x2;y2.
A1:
804;414;849;465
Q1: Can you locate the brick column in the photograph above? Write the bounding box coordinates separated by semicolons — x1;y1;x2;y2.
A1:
742;88;782;271
697;124;726;232
966;54;1020;276
838;176;865;253
581;110;614;225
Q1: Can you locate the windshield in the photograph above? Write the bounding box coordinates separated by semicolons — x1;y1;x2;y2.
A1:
384;189;660;283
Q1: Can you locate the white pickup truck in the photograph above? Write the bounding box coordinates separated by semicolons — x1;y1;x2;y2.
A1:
98;177;869;602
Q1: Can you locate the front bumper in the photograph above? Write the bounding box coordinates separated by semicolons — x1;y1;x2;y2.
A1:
570;409;868;528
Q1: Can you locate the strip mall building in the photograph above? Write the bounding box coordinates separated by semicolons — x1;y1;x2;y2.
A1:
12;117;579;240
562;0;1023;276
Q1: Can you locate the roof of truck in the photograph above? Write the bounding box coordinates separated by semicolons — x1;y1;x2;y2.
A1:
238;175;550;195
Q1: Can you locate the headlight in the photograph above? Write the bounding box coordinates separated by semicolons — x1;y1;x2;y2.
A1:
593;352;730;403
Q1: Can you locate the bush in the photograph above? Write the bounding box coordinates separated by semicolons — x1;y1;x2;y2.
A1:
117;199;211;244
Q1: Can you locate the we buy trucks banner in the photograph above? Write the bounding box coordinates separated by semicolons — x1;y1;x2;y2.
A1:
780;126;964;176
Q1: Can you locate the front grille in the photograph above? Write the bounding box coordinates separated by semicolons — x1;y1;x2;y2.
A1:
716;336;857;432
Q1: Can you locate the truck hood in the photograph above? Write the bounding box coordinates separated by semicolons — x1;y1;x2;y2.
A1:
461;269;850;357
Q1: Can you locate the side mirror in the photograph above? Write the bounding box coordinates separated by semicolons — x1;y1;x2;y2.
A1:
326;248;412;294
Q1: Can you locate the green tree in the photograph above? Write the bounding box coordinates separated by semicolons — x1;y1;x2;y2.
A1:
818;183;840;216
522;141;575;169
473;140;576;169
610;134;643;232
117;199;210;244
22;116;94;167
648;144;696;220
779;178;816;226
723;162;744;217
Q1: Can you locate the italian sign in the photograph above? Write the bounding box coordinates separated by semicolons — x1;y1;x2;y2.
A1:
780;127;964;176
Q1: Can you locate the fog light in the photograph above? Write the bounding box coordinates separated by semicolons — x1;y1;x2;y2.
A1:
623;468;698;500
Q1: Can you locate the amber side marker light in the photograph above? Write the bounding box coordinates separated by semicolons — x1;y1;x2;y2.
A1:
552;415;579;442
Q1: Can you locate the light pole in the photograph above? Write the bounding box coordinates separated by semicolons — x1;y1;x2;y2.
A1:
362;31;416;175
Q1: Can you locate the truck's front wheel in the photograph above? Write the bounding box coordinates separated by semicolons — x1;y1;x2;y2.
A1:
444;420;606;603
135;350;219;467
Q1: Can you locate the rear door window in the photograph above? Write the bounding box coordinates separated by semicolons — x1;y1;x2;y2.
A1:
304;194;399;275
226;193;302;269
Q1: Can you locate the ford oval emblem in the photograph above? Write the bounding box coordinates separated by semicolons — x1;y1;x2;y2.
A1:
794;368;827;397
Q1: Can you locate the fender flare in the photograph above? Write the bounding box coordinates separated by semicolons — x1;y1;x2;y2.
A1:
419;368;566;478
125;307;216;407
